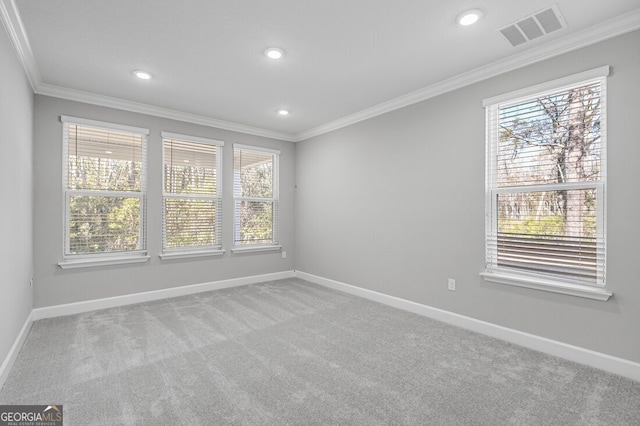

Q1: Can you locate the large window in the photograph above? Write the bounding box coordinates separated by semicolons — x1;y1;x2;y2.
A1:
233;145;279;247
61;116;148;264
162;132;223;254
482;67;611;300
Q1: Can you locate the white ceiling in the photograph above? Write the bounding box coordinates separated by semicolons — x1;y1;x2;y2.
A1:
3;0;640;141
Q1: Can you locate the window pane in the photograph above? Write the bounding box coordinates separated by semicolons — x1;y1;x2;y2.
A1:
496;189;599;282
164;198;218;249
234;150;274;198
68;124;143;191
164;139;217;195
235;201;274;244
497;83;601;188
68;195;141;254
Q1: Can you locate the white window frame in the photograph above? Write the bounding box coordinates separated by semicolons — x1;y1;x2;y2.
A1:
480;66;612;301
59;116;149;269
231;144;281;253
160;132;225;259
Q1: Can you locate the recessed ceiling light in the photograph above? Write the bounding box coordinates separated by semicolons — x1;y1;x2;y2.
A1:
134;70;152;80
457;9;483;26
105;150;113;154
265;47;284;59
277;109;290;116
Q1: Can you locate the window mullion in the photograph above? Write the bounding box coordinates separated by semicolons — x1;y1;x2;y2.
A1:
69;189;143;198
495;181;601;194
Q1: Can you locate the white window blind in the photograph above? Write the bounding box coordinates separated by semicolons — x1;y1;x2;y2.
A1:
62;116;148;258
233;145;279;246
162;132;223;252
484;69;607;288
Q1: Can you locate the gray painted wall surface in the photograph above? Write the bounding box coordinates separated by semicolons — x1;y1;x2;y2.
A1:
33;96;295;307
295;31;640;363
0;26;34;365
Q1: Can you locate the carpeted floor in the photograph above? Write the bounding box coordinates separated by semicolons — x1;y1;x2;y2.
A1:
1;278;638;425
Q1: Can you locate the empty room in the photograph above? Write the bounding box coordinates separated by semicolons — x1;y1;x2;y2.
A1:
1;0;639;424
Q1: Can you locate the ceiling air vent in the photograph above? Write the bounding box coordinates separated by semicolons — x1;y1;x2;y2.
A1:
499;5;566;47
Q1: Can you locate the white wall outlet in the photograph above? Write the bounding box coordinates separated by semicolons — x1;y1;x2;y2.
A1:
282;251;287;259
448;278;456;291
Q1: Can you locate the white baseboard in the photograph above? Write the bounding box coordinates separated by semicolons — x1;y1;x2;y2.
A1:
32;270;295;320
5;269;637;391
296;271;640;383
0;311;34;391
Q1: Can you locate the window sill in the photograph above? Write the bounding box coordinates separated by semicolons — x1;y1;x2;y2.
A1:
480;271;612;301
159;249;225;260
59;255;150;269
231;245;282;254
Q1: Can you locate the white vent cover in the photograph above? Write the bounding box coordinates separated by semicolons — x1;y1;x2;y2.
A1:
499;5;566;47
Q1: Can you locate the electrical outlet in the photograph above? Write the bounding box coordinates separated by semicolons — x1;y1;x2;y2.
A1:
30;278;33;288
448;278;456;291
282;251;287;259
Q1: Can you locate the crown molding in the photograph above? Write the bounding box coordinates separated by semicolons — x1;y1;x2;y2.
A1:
0;0;41;89
293;8;640;142
2;0;638;143
36;83;297;142
0;0;295;142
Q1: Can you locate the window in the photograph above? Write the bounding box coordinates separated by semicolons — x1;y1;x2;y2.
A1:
162;132;223;255
61;116;148;266
482;67;611;300
233;145;280;248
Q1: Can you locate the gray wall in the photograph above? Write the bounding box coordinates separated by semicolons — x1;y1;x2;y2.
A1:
33;96;295;307
0;26;33;364
295;30;640;363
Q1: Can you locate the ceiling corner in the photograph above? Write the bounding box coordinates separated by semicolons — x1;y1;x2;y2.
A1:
0;0;42;90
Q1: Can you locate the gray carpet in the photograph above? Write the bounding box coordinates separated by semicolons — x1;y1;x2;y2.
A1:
1;278;638;425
